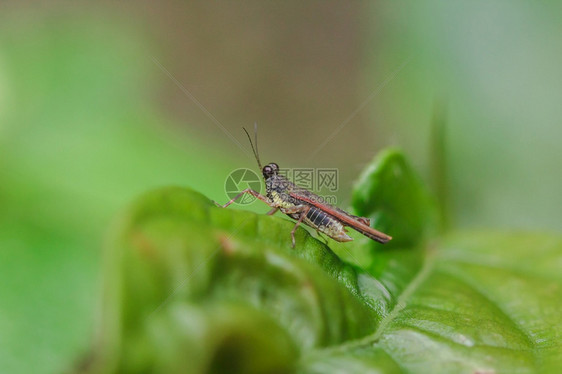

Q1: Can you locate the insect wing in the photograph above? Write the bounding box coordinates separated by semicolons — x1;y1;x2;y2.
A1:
288;190;392;243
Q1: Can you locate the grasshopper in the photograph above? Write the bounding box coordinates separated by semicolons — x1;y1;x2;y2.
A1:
216;126;392;248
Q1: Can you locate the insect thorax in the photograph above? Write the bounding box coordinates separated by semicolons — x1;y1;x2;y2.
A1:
265;176;296;208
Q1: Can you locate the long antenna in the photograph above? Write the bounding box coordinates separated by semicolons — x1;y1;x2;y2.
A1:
243;123;262;170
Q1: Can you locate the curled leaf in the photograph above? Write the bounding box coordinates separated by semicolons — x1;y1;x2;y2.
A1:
352;149;439;248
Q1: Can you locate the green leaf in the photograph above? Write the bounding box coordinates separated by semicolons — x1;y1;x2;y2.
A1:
88;187;379;374
86;183;562;374
303;230;562;373
352;149;440;249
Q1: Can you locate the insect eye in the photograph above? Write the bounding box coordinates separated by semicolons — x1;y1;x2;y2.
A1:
263;166;272;174
270;163;279;170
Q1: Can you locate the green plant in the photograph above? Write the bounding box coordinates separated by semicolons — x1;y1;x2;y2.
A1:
89;149;562;374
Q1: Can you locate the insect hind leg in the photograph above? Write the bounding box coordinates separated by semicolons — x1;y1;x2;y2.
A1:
350;215;371;226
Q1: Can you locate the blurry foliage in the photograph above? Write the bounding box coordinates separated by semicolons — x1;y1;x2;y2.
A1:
0;2;561;374
368;0;562;232
0;15;243;374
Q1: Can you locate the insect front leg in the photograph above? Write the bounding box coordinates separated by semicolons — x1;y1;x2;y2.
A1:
215;188;271;208
289;205;311;249
266;207;279;215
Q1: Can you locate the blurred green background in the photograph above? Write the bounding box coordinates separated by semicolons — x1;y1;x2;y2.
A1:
0;1;560;373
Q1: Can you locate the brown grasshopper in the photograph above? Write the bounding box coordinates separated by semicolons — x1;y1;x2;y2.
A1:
216;126;392;248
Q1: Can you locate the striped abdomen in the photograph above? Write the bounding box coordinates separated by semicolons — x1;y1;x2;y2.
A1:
291;206;352;242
